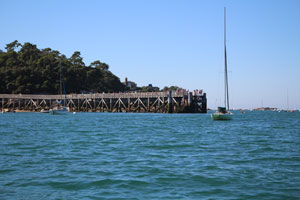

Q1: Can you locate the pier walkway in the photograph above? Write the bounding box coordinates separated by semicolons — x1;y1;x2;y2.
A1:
0;91;207;113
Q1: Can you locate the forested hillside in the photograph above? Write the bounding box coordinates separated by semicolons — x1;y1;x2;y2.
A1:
0;40;126;94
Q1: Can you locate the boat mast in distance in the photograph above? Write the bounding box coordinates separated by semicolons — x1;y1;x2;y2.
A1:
211;7;233;120
224;7;229;111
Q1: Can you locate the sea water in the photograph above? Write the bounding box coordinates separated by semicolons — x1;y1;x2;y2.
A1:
0;111;299;199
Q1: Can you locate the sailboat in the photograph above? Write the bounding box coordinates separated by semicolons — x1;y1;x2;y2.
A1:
50;61;69;115
285;89;294;112
211;7;233;120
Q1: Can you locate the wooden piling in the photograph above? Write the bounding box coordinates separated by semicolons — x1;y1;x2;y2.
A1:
188;92;192;106
168;90;173;113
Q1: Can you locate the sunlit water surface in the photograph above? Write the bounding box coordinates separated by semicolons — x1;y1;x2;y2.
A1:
0;111;300;199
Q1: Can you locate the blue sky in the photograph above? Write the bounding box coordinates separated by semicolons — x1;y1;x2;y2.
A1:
1;0;299;109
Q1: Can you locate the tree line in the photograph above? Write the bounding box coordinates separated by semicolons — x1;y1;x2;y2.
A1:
0;40;182;94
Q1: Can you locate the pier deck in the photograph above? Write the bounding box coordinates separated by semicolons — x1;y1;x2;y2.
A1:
0;91;207;113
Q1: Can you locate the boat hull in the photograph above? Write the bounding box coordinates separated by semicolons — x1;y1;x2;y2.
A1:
49;107;68;115
40;109;49;113
211;112;233;120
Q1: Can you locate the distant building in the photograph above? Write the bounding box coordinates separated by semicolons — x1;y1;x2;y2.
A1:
123;77;132;89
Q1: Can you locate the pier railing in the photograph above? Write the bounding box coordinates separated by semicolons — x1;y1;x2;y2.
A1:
0;91;185;99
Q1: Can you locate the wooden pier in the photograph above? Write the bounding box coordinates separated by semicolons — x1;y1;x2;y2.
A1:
0;91;207;113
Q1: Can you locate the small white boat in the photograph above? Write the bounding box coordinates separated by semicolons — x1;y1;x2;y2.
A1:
49;106;68;115
40;109;49;113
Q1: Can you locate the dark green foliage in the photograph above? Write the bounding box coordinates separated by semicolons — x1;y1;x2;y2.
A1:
0;41;126;94
124;81;161;92
162;86;182;91
140;84;160;92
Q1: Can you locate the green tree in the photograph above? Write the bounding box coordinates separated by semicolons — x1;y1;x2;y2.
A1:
0;41;127;94
5;40;22;52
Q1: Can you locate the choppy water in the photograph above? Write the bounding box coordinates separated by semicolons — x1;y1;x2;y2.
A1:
0;111;300;199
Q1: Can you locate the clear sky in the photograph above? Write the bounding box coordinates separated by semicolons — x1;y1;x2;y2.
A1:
1;0;299;109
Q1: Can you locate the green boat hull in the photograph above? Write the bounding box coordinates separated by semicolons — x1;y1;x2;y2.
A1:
211;112;233;120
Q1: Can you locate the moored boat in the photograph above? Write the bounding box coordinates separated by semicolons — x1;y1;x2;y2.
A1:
211;107;233;120
40;109;49;113
49;106;68;115
49;61;69;115
211;7;233;121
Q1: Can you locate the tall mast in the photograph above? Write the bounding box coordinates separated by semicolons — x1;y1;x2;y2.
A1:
287;89;289;110
224;7;229;110
60;61;67;106
59;62;62;99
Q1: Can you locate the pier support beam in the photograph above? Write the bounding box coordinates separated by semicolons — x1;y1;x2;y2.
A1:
188;92;192;106
168;91;173;113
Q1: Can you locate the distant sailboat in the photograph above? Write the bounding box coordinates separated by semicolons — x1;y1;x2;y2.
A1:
285;89;294;112
211;7;233;120
50;61;69;115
